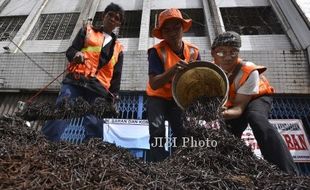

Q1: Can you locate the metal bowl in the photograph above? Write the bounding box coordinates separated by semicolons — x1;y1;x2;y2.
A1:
172;61;229;110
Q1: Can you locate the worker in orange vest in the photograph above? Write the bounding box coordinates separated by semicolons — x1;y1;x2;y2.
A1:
211;31;298;174
42;3;125;142
146;8;201;162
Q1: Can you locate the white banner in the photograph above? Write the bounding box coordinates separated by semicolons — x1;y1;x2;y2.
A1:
103;119;169;151
103;119;150;149
242;119;310;162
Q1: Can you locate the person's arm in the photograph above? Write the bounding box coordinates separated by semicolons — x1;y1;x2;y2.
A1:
66;27;86;63
148;48;187;90
222;70;260;119
109;52;123;95
149;66;182;90
222;94;252;119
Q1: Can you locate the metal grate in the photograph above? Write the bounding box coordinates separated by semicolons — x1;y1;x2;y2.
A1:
271;95;310;175
117;93;146;119
27;13;79;40
271;96;310;136
149;9;206;37
93;10;142;38
220;7;284;35
60;117;85;144
0;16;27;41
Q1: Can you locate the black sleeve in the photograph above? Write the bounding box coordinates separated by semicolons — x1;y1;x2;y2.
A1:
148;48;164;75
66;27;86;62
109;52;123;94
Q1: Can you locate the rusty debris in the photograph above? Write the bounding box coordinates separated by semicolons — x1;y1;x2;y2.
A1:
1;97;310;189
16;97;118;121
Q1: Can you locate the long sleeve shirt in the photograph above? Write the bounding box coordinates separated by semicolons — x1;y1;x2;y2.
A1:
63;26;123;96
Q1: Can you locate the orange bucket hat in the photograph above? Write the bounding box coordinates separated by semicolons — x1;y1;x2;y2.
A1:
152;8;192;39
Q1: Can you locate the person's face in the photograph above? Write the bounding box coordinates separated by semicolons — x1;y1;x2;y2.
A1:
102;11;122;32
212;46;239;68
161;19;183;44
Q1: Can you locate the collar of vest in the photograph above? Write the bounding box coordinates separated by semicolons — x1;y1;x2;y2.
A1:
239;59;267;74
88;25;118;40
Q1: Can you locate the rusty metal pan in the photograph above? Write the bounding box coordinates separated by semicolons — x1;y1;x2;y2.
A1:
172;61;229;110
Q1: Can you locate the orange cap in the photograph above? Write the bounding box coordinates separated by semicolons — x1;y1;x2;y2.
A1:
152;8;192;39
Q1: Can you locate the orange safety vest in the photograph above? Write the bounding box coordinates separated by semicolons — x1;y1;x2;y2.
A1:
146;40;199;99
67;25;123;90
225;60;275;108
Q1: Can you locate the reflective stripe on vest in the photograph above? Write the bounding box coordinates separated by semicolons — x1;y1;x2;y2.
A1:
67;25;123;90
146;40;199;99
225;61;274;108
81;46;102;52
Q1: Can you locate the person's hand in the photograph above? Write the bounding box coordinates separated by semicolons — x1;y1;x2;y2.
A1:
174;60;189;72
72;52;84;64
220;106;229;119
106;93;120;117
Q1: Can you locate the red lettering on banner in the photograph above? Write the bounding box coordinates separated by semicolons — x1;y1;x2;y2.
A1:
283;134;294;150
297;134;308;150
292;134;302;150
283;134;308;150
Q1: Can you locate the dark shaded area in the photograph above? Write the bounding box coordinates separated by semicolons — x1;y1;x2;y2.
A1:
93;10;142;38
0;16;27;41
27;13;80;40
220;7;284;35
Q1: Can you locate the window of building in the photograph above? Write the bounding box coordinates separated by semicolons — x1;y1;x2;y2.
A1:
220;7;284;35
149;9;206;37
27;13;79;40
93;10;142;38
0;16;27;41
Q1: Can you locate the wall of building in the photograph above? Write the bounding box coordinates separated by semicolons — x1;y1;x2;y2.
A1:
0;0;309;95
240;35;293;50
0;50;309;94
214;0;293;50
241;50;310;93
98;0;143;11
0;0;37;16
42;0;82;14
215;0;269;7
0;0;75;53
0;0;298;53
21;40;70;53
0;53;65;90
270;0;310;50
150;0;202;9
